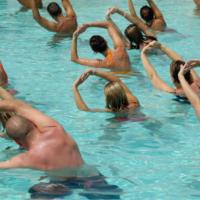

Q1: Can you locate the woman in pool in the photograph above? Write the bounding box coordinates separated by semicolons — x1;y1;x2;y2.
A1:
141;41;200;97
106;7;157;51
178;60;200;119
71;21;131;72
73;69;139;112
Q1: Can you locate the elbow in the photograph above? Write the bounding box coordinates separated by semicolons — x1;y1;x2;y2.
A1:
71;55;77;62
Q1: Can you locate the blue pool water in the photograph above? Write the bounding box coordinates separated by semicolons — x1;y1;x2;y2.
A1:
0;0;200;199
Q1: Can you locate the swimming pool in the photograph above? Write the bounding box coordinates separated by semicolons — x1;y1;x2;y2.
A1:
0;0;200;199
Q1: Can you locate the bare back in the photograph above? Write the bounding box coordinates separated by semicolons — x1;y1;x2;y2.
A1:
104;48;131;72
27;124;84;170
57;16;77;35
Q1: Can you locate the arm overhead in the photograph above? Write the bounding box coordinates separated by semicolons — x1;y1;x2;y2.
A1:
106;10;130;48
31;0;58;32
128;0;137;16
0;99;58;131
178;65;200;119
160;44;183;61
71;26;108;68
86;21;125;49
62;0;76;17
141;41;175;93
73;70;111;112
147;0;164;19
108;7;155;37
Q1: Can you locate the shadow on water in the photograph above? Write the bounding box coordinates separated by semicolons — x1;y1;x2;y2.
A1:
193;8;200;16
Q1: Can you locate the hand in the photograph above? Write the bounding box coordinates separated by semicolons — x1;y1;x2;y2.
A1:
178;64;185;77
184;60;200;71
74;71;92;87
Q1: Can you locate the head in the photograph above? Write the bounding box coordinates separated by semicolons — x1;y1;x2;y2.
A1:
140;6;154;22
89;35;108;53
104;82;129;112
170;60;192;86
5;115;33;141
124;24;144;49
47;2;62;18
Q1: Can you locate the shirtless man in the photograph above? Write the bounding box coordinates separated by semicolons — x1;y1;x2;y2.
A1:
128;0;166;32
31;0;77;35
71;21;131;72
17;0;43;9
0;95;84;171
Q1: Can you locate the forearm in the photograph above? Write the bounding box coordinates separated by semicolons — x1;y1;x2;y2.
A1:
160;44;182;61
147;0;163;17
128;0;137;16
87;21;109;29
179;74;200;118
93;70;119;82
31;0;41;20
71;35;79;61
73;86;89;111
62;0;76;17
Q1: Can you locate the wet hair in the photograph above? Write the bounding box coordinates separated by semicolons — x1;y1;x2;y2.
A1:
124;24;157;49
89;35;108;53
5;115;33;140
140;6;154;22
104;82;129;112
170;60;192;85
47;2;62;18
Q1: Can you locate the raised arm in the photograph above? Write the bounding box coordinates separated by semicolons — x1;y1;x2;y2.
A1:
31;0;58;32
147;0;164;19
71;26;108;68
86;21;125;49
0;99;58;131
106;10;131;48
128;0;137;16
108;7;155;37
62;0;76;17
141;42;175;93
178;65;200;119
160;44;183;61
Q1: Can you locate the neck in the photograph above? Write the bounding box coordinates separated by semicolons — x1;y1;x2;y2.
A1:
54;15;63;22
102;48;111;57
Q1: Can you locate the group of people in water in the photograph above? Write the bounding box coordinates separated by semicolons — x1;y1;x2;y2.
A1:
0;0;199;199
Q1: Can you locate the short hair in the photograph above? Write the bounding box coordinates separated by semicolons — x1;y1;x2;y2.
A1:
5;115;33;140
140;6;154;22
89;35;108;53
124;24;145;49
104;82;129;112
47;2;62;18
170;60;192;85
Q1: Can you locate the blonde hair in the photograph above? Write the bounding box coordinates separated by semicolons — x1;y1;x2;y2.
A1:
104;82;129;112
0;111;15;130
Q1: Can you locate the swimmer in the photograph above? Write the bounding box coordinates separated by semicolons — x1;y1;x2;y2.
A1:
106;7;157;50
73;69;139;112
31;0;77;35
178;60;200;119
71;21;131;72
0;87;121;199
194;0;200;7
0;61;8;87
141;41;200;97
107;0;166;33
17;0;43;9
